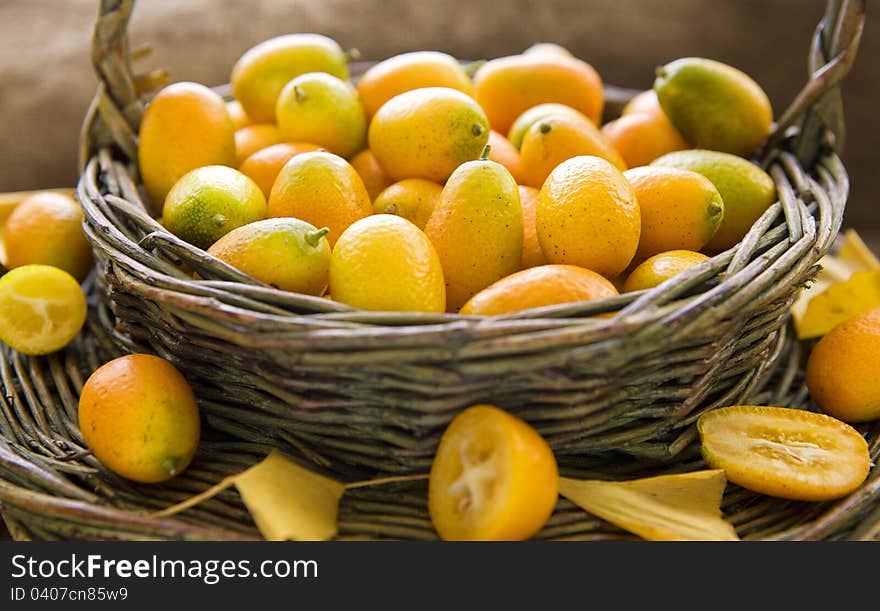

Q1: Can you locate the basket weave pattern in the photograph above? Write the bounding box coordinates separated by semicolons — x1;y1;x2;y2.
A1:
76;0;860;478
1;315;878;540
77;152;846;479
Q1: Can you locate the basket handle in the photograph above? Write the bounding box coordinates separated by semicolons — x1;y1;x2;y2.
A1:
80;0;865;170
762;0;865;165
79;0;140;173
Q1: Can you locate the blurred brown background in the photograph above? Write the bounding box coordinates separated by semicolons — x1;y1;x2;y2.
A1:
0;0;876;229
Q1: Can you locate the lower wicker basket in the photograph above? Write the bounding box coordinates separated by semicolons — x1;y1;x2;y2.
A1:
1;280;879;541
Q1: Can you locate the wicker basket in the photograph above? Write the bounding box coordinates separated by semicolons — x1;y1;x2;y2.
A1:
1;0;877;541
74;0;865;479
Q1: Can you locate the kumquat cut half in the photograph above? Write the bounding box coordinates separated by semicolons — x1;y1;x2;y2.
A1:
428;405;559;540
0;264;87;356
697;405;871;502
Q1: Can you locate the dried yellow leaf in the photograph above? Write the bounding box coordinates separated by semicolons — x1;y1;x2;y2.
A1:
559;469;739;541
235;450;346;541
152;452;429;541
818;254;867;284
792;231;880;338
836;229;880;271
795;269;880;339
791;274;835;329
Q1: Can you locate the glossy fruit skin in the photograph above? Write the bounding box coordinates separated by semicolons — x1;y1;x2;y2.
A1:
138;82;236;207
329;214;445;313
697;405;871;502
654;57;773;157
806;307;880;423
0;191;29;227
623;250;710;292
238;142;323;199
349;149;394;201
275;72;367;159
473;54;604;135
206;218;331;296
652;149;776;252
623;166;724;261
267;151;372;247
368;87;490;183
424;159;523;312
517;185;547;269
460;264;618;316
2;192;93;281
356;51;474;119
78;354;201;484
536;155;640;278
522;42;573;58
226;99;253;130
621;89;664;118
507;103;590;150
162;165;267;250
520;114;626;188
0;264;87;356
487;131;525;183
428;404;559;541
234;124;283;166
601;112;689;169
372;179;443;230
230;33;349;123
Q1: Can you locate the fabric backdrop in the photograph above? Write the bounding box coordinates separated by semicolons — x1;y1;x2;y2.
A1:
0;0;876;228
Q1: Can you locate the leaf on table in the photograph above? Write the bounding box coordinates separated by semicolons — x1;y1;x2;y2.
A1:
792;230;880;339
152;449;345;541
795;269;880;339
790;254;856;332
234;450;346;541
559;469;739;541
816;253;867;284
151;451;429;541
836;229;880;271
